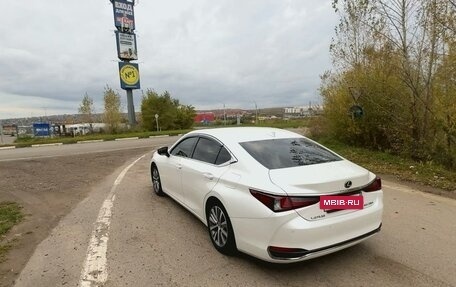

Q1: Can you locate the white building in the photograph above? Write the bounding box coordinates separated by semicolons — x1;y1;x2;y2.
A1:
284;103;323;117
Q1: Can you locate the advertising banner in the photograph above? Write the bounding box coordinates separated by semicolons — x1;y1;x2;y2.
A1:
33;123;51;137
118;62;140;89
116;31;138;60
112;0;135;31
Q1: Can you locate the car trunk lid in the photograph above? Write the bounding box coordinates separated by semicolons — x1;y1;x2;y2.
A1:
268;160;371;195
268;160;373;220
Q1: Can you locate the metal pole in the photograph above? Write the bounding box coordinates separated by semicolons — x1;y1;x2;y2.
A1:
156;118;159;132
0;120;4;145
126;89;136;127
253;101;258;124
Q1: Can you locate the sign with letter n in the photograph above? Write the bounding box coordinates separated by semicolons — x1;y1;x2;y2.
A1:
118;62;140;90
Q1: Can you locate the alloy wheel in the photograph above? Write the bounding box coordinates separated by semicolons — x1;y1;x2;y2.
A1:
208;206;228;247
151;165;164;196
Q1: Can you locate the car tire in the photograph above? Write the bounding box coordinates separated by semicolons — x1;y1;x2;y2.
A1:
151;164;165;196
206;200;237;255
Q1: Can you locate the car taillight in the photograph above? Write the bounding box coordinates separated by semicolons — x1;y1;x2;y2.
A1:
250;189;319;212
364;177;382;192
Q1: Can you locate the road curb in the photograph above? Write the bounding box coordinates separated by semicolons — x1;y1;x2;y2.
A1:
31;143;63;147
0;146;16;150
114;137;139;141
77;140;104;144
149;135;170;138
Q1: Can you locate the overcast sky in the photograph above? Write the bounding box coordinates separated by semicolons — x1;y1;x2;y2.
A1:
0;0;338;119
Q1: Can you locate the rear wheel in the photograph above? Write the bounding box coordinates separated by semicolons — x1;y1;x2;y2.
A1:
206;200;237;255
151;164;164;196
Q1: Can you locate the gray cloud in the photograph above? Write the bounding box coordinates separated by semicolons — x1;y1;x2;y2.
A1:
0;0;337;119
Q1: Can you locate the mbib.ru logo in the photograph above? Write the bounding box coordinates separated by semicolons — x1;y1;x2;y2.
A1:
319;195;364;210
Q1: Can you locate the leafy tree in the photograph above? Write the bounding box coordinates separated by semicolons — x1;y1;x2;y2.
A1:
103;86;123;133
141;89;195;131
78;93;95;131
176;105;197;129
323;0;456;168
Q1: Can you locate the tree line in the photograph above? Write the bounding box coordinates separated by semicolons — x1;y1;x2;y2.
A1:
78;86;195;133
321;0;456;168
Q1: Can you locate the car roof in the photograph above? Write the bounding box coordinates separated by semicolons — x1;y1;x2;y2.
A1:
186;127;303;146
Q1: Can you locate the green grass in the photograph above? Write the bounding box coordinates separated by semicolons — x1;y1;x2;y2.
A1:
195;118;311;129
0;202;23;261
317;137;456;192
13;129;191;147
0;202;23;236
254;119;310;128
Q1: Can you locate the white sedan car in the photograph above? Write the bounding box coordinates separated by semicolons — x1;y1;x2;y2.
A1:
150;127;383;263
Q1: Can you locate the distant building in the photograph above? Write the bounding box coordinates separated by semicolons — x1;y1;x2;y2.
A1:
1;124;17;135
284;103;323;118
194;112;215;124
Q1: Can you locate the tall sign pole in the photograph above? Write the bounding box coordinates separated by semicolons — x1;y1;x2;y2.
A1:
110;0;140;127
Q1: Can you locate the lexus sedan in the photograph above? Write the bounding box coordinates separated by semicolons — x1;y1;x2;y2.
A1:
150;127;383;263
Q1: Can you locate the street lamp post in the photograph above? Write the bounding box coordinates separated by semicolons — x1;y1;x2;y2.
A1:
155;114;159;132
0;120;4;145
253;101;258;124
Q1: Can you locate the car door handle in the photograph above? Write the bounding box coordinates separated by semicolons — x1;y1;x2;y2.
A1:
175;164;182;169
203;172;214;180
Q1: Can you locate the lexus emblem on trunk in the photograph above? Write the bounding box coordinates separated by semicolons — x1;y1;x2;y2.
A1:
344;181;352;188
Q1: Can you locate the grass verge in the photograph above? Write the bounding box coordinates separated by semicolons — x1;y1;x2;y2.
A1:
13;129;191;147
196;119;311;129
317;138;456;192
0;202;23;262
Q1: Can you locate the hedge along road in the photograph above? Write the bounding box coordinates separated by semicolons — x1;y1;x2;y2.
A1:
10;143;456;286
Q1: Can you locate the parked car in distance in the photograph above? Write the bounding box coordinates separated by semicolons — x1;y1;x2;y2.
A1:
150;127;383;263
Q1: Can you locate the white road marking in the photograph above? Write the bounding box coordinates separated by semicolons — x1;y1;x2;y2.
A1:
114;137;139;141
77;140;104;144
31;143;63;147
0;146;15;150
79;154;146;287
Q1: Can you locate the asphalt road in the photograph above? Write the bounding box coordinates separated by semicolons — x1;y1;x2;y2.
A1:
0;136;178;162
4;139;456;287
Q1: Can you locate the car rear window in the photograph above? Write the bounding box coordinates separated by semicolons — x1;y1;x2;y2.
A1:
240;138;342;169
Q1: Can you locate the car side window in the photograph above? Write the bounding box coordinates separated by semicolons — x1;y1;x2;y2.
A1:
215;147;231;165
170;137;198;158
192;138;222;164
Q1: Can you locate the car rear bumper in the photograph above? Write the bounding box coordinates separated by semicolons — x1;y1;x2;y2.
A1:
267;224;381;261
231;196;383;263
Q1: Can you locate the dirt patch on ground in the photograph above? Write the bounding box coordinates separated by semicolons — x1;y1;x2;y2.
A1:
0;147;151;287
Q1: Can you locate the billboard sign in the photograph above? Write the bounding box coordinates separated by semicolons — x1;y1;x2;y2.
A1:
116;31;138;60
118;62;140;89
113;0;135;31
33;123;51;137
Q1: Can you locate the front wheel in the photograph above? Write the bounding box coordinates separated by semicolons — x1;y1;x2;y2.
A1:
206;201;237;255
151;164;165;196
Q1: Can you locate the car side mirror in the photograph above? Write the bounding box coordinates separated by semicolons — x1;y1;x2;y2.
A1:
157;146;170;157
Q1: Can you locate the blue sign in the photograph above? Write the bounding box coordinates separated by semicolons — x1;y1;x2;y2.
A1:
33;123;51;137
112;0;135;31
